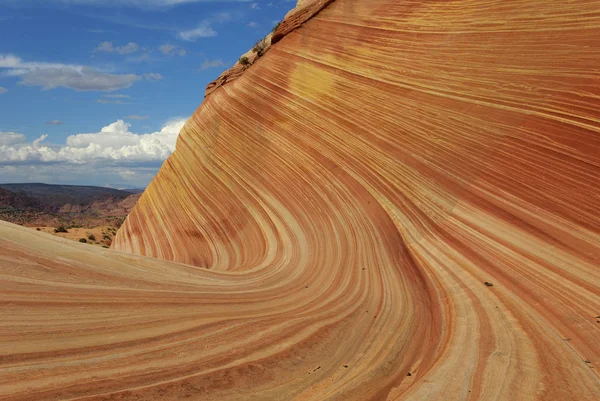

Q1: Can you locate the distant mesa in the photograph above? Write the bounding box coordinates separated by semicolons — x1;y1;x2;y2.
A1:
0;183;141;245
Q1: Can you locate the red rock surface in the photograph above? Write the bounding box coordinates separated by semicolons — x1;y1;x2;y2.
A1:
204;0;333;97
2;0;600;399
272;0;335;44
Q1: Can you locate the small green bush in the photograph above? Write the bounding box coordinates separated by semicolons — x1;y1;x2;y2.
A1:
239;56;250;66
79;238;87;243
88;234;96;241
252;38;268;57
54;226;68;233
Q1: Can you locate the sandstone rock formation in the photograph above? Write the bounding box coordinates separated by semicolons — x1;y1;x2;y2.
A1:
2;0;600;400
204;0;334;98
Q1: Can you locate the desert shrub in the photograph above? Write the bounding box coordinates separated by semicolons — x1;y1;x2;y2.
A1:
36;228;41;231
79;238;87;243
102;245;109;249
252;38;268;57
88;234;96;241
54;226;68;233
239;56;250;66
272;22;281;33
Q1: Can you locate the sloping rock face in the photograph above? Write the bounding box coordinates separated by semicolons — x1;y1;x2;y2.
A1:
2;0;600;400
204;0;334;98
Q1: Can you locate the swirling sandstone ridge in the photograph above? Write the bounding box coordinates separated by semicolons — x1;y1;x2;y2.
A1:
2;0;600;400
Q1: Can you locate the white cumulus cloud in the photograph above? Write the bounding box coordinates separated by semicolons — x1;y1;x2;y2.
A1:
159;44;187;56
179;21;217;41
199;59;226;71
116;42;140;54
118;169;137;180
95;41;140;55
0;53;156;92
143;72;163;81
21;67;141;91
0;87;7;94
94;41;114;53
0;118;187;166
0;132;26;146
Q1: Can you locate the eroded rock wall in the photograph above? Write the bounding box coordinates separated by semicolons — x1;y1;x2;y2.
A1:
3;0;599;399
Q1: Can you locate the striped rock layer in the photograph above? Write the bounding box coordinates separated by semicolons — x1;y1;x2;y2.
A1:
2;0;600;400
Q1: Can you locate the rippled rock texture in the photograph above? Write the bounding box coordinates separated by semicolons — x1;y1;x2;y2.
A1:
3;0;600;400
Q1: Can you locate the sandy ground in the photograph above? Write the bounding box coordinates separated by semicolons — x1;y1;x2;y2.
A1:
31;225;117;247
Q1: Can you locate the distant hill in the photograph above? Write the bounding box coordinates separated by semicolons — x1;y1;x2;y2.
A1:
122;188;146;194
0;183;134;212
0;183;142;229
0;187;43;211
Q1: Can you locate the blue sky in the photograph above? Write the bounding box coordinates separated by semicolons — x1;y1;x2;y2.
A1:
0;0;294;188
